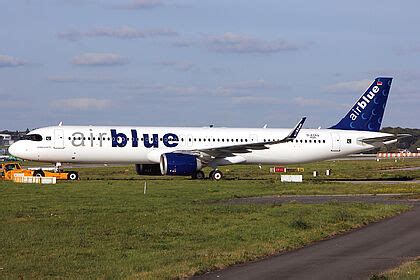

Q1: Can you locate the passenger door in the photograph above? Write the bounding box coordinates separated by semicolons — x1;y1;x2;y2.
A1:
54;129;65;149
330;133;341;152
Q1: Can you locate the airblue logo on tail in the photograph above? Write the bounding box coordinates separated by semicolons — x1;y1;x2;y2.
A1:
330;77;392;132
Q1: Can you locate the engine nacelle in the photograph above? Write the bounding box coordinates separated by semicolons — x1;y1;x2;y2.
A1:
160;153;202;176
135;164;162;176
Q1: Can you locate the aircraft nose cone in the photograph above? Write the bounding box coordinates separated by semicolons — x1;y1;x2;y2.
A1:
8;141;23;158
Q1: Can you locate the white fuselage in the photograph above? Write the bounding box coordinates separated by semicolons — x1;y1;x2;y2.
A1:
9;125;389;165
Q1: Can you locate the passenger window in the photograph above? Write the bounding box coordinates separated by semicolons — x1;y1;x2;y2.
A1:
347;139;352;144
323;140;326;143
46;136;51;141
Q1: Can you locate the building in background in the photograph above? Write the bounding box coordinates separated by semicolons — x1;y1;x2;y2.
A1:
0;134;14;147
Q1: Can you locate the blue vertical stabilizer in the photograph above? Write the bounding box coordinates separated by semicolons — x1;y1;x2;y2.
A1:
329;77;392;131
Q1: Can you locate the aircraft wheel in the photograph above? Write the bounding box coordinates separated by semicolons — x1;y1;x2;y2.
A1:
192;170;205;180
211;170;223;181
33;170;45;177
67;171;79;181
209;170;215;179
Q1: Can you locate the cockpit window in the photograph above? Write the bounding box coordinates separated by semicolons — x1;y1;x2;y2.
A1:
21;134;43;141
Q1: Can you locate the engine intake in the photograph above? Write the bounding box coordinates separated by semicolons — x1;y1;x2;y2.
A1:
160;153;202;176
135;164;162;176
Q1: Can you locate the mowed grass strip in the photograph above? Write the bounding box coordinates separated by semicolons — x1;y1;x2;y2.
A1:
22;158;420;181
375;257;420;280
0;179;410;279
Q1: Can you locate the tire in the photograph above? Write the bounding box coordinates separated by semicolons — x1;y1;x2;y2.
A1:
67;171;79;181
33;170;45;177
211;170;223;181
209;170;215;179
192;170;205;180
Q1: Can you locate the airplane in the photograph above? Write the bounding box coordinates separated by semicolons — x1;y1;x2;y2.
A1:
8;77;408;180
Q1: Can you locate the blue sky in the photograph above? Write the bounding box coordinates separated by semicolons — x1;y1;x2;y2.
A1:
1;0;419;130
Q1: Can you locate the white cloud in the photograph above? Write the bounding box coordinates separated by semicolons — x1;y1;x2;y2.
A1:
323;79;371;93
0;55;27;67
123;84;205;96
47;75;115;83
214;79;285;96
174;33;302;54
113;0;163;10
157;60;199;72
58;26;178;41
71;53;126;66
178;32;301;54
292;97;325;106
49;98;112;110
230;96;285;105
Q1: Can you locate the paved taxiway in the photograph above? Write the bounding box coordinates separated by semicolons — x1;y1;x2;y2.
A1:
194;195;420;280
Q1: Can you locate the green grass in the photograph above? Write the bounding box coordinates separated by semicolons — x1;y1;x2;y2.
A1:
21;158;420;181
0;159;419;279
371;258;420;280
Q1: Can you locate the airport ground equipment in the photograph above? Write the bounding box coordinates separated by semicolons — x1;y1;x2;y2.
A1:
270;167;305;173
377;152;420;159
280;175;303;182
0;162;79;181
13;174;57;184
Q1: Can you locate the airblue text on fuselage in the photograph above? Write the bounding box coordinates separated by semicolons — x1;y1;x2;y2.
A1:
70;129;179;148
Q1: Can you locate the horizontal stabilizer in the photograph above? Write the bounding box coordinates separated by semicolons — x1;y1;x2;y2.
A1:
360;134;411;144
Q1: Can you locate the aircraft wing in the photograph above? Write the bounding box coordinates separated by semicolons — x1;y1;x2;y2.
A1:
179;117;306;160
360;134;411;144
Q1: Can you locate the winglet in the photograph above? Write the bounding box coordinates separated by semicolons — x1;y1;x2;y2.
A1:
281;117;306;142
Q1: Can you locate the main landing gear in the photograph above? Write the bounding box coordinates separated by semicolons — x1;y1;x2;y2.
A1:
192;169;223;180
209;169;223;181
192;170;205;180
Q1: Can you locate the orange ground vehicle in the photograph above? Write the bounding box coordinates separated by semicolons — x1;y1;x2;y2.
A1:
0;162;79;181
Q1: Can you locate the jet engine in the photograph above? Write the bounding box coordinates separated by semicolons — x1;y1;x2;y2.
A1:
160;153;202;176
135;164;162;175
